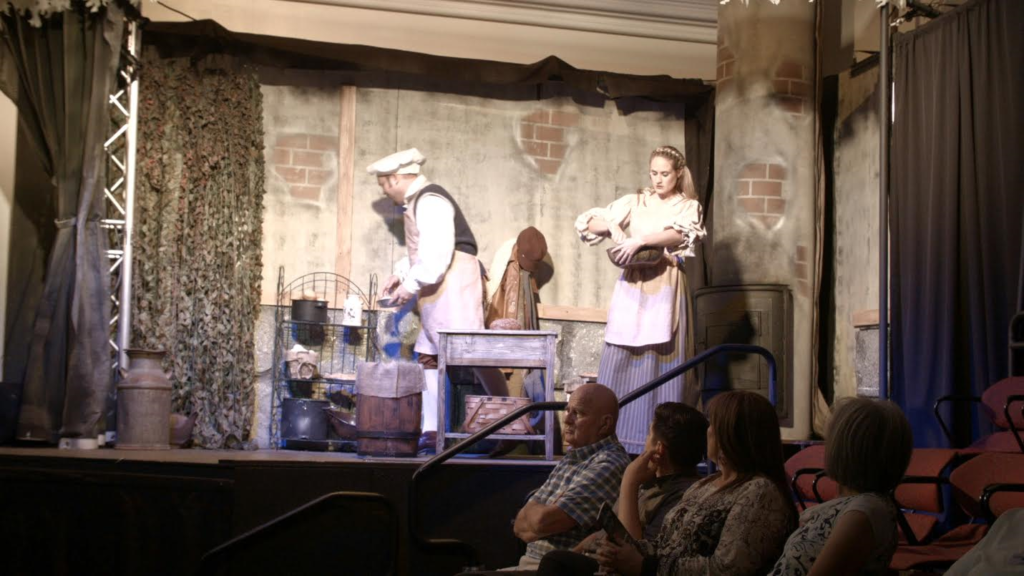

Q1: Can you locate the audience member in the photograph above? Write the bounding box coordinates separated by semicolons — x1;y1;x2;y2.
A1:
540;390;796;576
574;402;708;556
496;383;630;571
769;398;913;576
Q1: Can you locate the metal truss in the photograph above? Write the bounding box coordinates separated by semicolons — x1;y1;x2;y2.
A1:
103;20;141;375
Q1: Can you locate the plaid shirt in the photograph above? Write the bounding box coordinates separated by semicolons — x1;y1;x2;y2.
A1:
524;435;630;560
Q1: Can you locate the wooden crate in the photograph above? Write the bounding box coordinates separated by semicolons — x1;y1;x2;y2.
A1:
463;395;535;435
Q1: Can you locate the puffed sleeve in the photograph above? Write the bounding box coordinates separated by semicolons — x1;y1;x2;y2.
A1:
574;193;638;245
666;198;707;258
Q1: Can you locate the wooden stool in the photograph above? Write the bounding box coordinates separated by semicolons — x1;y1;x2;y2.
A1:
436;329;558;460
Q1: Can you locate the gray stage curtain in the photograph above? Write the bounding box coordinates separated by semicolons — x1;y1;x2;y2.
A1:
890;0;1024;447
0;3;124;441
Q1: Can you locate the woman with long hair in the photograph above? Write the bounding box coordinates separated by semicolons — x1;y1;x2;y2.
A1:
574;145;706;454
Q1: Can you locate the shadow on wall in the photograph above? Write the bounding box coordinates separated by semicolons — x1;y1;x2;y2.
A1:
700;240;756;406
370;197;405;246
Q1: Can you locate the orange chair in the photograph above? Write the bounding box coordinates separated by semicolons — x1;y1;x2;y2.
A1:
889;452;1024;571
934;376;1024;453
784;444;838;511
892;448;959;545
784;444;957;545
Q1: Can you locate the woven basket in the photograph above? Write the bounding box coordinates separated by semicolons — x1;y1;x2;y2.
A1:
606;246;664;269
463;395;535;435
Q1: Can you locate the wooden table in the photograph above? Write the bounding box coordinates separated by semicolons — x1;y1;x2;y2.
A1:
436;329;558;460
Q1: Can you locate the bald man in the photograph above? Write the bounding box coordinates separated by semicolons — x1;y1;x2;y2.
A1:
507;384;630;570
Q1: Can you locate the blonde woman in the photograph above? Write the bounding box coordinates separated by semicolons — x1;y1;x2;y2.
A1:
770;398;913;576
575;145;706;453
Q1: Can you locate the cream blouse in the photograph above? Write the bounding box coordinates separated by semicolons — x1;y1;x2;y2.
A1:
574;188;706;257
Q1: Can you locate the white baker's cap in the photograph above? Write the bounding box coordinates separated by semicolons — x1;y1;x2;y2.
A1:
366;148;425;176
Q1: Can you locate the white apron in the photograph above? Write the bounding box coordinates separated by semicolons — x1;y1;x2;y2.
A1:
404;193;485;356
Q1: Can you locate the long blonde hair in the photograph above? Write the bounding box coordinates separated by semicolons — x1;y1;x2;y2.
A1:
651;145;696;199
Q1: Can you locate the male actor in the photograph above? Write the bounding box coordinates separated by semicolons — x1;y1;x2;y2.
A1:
368;148;508;454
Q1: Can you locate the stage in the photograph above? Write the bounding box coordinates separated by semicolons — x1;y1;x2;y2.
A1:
0;445;556;576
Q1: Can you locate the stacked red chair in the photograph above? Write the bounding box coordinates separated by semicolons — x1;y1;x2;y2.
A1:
934;376;1024;453
889;452;1024;571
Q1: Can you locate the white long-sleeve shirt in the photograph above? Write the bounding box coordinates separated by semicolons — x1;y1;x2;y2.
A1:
397;176;456;294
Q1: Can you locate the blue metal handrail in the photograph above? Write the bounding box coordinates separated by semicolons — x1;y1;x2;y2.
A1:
618;343;778;407
408;343;779;569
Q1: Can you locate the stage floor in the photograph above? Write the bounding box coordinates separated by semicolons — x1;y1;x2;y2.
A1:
0;445;559;467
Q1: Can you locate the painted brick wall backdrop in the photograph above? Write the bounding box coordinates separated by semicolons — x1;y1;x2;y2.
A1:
260;86;340;302
271;133;337;202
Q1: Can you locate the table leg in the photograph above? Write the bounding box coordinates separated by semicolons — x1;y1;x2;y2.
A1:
436;347;447;456
545;336;555;460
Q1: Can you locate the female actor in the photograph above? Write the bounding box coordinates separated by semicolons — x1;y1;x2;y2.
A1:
574;145;706;453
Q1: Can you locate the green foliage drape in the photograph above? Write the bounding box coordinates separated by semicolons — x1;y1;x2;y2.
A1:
133;56;264;448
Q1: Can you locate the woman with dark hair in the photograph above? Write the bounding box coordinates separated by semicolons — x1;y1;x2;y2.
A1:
575;145;706;454
769;398;912;576
539;391;796;576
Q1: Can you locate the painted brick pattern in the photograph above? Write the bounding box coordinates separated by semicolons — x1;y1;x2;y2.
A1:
736;162;787;230
518;109;579;176
772;59;811;116
794;243;811;298
270;133;337;201
716;37;736;93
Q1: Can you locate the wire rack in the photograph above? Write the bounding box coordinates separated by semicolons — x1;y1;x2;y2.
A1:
270;267;380;449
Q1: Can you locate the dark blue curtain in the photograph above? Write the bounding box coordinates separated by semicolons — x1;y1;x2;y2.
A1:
891;0;1024;447
0;3;124;442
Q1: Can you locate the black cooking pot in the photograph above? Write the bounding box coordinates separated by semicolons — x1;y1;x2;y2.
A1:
281;398;329;441
291;299;328;324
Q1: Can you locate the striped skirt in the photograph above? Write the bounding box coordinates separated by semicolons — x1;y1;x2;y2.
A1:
597;275;697;454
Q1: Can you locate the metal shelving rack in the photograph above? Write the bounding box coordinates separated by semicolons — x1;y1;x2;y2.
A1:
270;267;379;450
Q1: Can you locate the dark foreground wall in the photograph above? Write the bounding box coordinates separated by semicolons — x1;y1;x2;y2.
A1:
0;452;551;576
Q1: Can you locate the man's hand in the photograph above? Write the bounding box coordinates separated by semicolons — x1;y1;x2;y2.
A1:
382;275;402;295
572;531;605;554
513;504;541;543
513;501;577;543
596;537;643;576
390;285;415;307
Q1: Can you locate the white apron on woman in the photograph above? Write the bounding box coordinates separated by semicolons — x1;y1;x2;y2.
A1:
575;188;706;453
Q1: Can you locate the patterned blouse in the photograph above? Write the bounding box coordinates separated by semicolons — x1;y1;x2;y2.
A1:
769;493;898;576
638;475;796;576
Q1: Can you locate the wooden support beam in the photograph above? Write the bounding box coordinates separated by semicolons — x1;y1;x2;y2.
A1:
537;303;607;324
335;86;357;280
851;308;890;328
